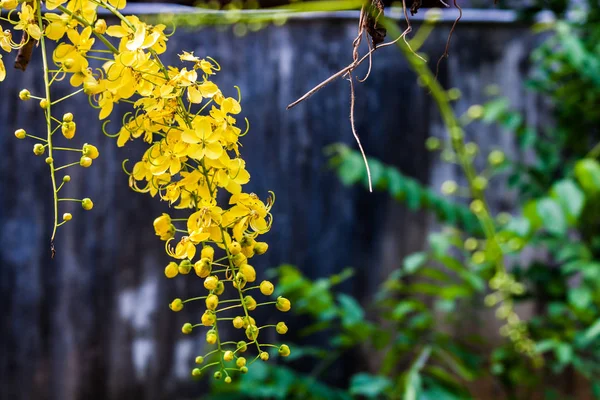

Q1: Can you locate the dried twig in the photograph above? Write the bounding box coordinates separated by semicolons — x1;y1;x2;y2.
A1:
348;72;372;192
435;0;462;79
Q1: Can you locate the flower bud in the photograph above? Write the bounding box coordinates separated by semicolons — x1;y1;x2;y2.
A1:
278;344;291;357
204;275;218;291
224;376;232;384
205;294;219;311
63;112;74;122
194;258;212;278
237;341;247;352
464;238;478;252
276;322;288;334
488;150;505;166
241;245;255;258
82;143;99;159
236;357;246;368
19;89;30;101
245;324;259;341
228;241;241;255
213;371;221;379
242;316;255;328
169;298;184;312
201;245;214;261
467;104;484;119
182;323;193;334
153;213;174;241
254;242;268;255
33;143;45;156
240;264;256;282
164;262;179;278
465;142;479;157
223;351;234;361
195;356;204;364
63;213;72;221
192;368;202;377
14;129;26;139
243;295;257;311
276;296;291;312
39;99;49;109
260;280;274;296
232;253;247;267
94;19;107;34
425;137;441;151
61;121;76;139
201;310;216;326
441;180;457;195
62;175;71;183
206;329;217;344
214;281;225;295
473;176;488;191
45;157;54;165
240;366;248;374
81;198;94;210
233;272;247;289
80;156;92;168
232;316;244;329
178;259;192;275
259;351;269;361
470;200;484;214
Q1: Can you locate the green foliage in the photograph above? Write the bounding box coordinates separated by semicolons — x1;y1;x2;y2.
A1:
328;144;482;235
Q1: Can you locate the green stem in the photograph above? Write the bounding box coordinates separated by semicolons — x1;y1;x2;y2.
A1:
37;1;59;250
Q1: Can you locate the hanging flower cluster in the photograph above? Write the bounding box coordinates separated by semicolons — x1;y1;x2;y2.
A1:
1;0;290;382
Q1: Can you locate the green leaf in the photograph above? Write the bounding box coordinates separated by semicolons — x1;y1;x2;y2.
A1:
536;197;567;236
337;293;365;328
337;152;366;186
554;343;574;365
575;159;600;194
568;286;593;310
551;179;585;222
404;252;427;274
482;97;510;123
580;319;600;347
349;373;392;398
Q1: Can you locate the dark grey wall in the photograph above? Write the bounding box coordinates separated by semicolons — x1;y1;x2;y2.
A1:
0;10;538;400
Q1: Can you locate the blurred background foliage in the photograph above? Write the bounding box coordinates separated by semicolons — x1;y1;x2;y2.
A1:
192;0;600;398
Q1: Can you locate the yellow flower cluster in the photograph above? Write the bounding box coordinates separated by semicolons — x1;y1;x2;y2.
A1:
1;0;290;381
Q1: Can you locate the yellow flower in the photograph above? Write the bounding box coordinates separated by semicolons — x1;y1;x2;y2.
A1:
106;15;147;51
53;27;95;73
232;316;244;329
276;322;288;334
182;119;223;161
164;262;178;278
167;237;196;260
15;4;41;41
169;298;183;312
205;294;219;311
201;311;216;326
216;158;250;194
278;345;291;357
0;55;5;82
0;0;19;10
83;143;99;159
204;275;218;291
259;280;274;296
276;296;291;312
153;213;175;241
0;29;12;52
107;0;128;9
194;258;212;278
